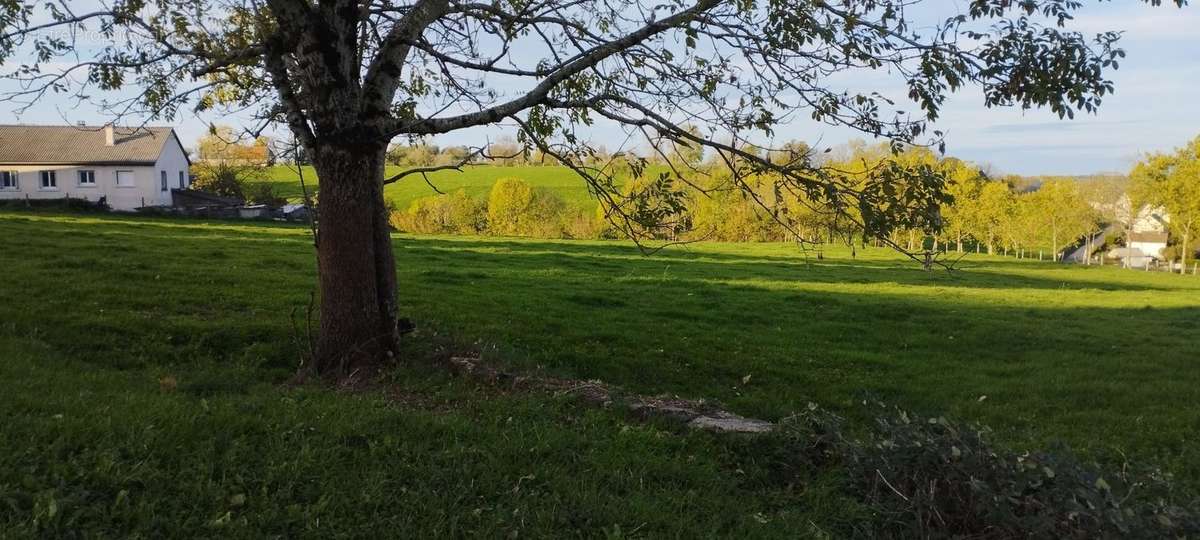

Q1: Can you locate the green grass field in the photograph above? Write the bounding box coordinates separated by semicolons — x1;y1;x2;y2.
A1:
2;212;1199;536
261;164;612;209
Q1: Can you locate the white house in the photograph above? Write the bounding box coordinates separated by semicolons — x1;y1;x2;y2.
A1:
1106;194;1172;264
1128;231;1169;259
0;124;190;211
1126;201;1170;259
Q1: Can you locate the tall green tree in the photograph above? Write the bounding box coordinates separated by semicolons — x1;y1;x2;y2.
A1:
1006;193;1043;257
940;160;986;253
1132;137;1200;274
971;182;1016;255
0;0;1178;375
487;178;536;236
1027;179;1098;260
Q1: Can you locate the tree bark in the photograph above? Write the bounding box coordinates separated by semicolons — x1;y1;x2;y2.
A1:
1182;230;1191;275
310;142;400;376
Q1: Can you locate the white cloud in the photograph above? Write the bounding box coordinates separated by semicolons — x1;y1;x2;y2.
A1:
1071;7;1200;41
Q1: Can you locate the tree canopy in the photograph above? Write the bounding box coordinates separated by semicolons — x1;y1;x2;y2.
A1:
1132;137;1200;273
0;0;1171;241
0;0;1181;371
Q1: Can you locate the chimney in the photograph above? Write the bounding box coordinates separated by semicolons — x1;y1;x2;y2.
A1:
104;124;115;146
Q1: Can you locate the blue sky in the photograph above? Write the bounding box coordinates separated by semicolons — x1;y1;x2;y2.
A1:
1;1;1196;176
925;1;1200;175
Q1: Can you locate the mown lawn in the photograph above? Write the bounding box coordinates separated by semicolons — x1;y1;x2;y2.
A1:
259;164;618;209
2;212;1199;536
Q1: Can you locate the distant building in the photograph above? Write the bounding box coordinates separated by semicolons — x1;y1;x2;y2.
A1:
1110;195;1170;233
1106;195;1172;264
1128;231;1169;259
0;124;190;211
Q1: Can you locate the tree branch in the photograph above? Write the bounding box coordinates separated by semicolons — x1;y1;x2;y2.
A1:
393;0;721;137
361;0;450;116
382;146;484;185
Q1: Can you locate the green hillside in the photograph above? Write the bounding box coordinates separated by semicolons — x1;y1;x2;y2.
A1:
260;165;616;209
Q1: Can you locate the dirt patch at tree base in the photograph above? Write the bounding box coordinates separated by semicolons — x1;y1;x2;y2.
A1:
445;356;775;434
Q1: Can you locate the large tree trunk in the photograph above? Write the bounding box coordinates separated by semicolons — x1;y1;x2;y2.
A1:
310;142;400;376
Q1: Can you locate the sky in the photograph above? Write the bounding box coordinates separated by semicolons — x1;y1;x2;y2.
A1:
926;1;1200;175
1;1;1197;177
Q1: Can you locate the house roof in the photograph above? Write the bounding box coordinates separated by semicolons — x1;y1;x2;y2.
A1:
1129;231;1169;243
0;124;186;165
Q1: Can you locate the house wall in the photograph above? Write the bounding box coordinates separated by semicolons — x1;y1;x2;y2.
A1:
1108;195;1176;234
1113;196;1171;233
1131;209;1170;234
0;164;162;210
0;133;190;211
155;135;191;207
1130;240;1167;258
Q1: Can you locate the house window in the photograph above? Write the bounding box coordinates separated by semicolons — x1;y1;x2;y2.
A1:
0;171;17;190
39;170;57;190
178;170;186;189
160;170;168;191
116;170;134;187
78;170;96;186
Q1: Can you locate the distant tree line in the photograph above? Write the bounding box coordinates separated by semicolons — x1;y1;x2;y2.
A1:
386;143;478;168
386;135;631;168
186;131;1191;264
387;141;1117;258
389;179;610;239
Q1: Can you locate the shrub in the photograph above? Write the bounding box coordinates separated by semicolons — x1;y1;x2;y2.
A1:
487;177;534;236
390;190;485;235
0;197;108;212
245;182;287;207
1161;241;1200;264
524;189;567;238
562;203;607;240
609;175;690;241
772;403;1200;538
191;162;264;200
689;188;773;242
444;189;487;234
390;196;445;234
486;177;566;237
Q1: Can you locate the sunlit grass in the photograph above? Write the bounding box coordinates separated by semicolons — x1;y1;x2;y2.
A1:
2;211;1198;535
